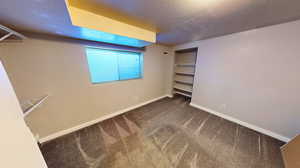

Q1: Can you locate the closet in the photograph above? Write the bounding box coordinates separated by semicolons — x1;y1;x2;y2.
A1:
172;48;198;98
0;25;48;117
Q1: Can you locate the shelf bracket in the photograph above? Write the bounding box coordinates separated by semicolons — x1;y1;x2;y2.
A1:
0;24;26;42
23;95;49;117
0;32;13;42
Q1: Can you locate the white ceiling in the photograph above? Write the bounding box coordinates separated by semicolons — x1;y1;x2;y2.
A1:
1;0;300;46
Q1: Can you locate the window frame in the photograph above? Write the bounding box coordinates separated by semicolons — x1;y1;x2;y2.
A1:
85;47;144;84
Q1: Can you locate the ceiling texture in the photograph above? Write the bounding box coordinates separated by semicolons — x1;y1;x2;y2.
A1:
1;0;300;46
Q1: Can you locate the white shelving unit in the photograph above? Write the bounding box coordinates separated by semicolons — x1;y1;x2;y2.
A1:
172;48;198;98
23;95;49;117
0;25;47;117
0;24;26;42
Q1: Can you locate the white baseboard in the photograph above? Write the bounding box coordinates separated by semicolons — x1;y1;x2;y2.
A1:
190;102;290;142
39;95;170;143
166;94;173;98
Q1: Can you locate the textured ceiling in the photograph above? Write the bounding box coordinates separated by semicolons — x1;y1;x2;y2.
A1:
1;0;300;46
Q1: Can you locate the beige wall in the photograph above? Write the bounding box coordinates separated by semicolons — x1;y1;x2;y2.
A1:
0;38;172;139
175;20;300;140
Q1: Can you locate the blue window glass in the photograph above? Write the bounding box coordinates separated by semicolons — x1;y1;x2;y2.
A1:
86;47;143;83
118;51;142;80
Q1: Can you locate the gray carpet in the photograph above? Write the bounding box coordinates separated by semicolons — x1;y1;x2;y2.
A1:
41;96;285;168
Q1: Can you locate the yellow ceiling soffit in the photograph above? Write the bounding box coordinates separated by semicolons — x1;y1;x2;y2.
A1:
65;0;156;43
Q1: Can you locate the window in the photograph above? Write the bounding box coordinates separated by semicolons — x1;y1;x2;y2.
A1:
86;47;143;83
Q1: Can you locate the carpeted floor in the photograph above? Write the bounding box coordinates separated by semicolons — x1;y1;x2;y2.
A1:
41;96;285;168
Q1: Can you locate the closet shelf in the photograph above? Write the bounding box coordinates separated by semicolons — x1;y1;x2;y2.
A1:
0;24;26;42
23;95;49;117
174;80;193;85
175;63;195;67
174;91;192;98
173;84;193;93
173;86;192;93
175;72;195;76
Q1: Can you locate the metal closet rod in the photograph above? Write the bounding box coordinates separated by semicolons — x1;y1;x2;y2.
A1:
0;24;26;42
